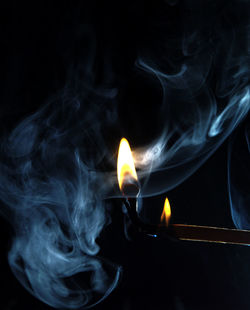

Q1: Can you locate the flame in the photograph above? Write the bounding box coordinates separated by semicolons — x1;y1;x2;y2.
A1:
117;137;138;192
160;197;171;226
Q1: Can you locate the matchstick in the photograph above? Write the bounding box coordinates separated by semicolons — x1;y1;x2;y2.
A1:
123;198;250;246
168;224;250;246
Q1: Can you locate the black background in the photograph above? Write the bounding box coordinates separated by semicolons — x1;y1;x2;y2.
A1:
0;1;250;310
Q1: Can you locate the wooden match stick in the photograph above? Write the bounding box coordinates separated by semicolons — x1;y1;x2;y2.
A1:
123;198;250;246
169;224;250;246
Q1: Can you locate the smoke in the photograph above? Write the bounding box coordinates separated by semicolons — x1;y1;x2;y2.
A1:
1;0;250;309
0;93;121;308
129;1;250;196
228;120;250;229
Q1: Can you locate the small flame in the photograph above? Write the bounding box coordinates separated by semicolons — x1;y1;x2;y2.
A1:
160;197;171;226
117;137;138;193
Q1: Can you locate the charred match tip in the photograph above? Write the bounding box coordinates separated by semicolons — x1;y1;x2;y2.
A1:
121;181;140;197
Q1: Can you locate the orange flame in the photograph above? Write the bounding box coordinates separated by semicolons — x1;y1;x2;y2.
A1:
117;137;138;192
160;197;171;226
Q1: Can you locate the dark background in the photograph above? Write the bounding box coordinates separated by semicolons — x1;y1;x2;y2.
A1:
0;1;250;310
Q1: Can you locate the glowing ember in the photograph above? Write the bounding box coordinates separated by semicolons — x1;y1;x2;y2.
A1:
160;197;171;226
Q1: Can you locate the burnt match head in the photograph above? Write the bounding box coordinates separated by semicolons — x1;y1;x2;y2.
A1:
120;176;140;197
